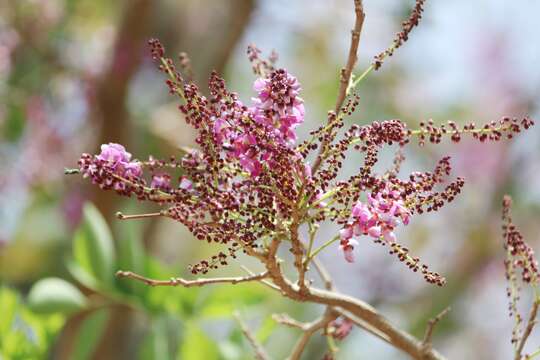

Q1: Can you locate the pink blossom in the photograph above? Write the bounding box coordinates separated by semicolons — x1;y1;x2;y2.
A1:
151;173;171;190
338;187;411;262
239;156;262;177
179;176;193;190
352;202;371;222
314;190;327;208
340;227;353;240
332;318;354;340
97;143;131;163
124;162;142;178
343;247;355;263
368;225;382;238
86;143;142;180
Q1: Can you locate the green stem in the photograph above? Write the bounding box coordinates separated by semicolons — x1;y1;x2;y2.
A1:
307;235;340;262
347;64;374;95
306;224;317;262
527;348;540;359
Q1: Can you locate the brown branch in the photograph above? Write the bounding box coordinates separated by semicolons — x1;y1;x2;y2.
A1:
273;313;309;330
261;246;446;360
333;308;392;345
290;212;309;295
288;308;339;360
301;238;334;291
233;311;270;360
311;0;365;174
516;300;540;360
311;256;334;291
334;0;365;114
422;307;451;355
115;211;164;220
115;270;268;287
240;265;282;293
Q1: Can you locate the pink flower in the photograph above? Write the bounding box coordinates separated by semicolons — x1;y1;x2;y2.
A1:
239;156;262;177
367;225;382;238
383;230;396;243
343;246;355;263
337;187;412;263
340;227;353;241
314;190;327;208
303;163;312;180
250;69;305;147
151;173;171;190
332;318;354;340
179;176;193;190
97;143;131;163
253;78;268;93
124;162;142;178
90;143;143;180
352;202;371;223
213;118;231;145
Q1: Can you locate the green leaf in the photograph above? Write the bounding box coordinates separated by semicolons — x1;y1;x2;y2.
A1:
115;221;146;296
138;316;174;360
256;315;276;344
72;308;109;360
4;103;25;141
66;259;99;290
71;203;116;289
198;284;269;319
140;257;197;316
27;277;86;315
0;286;66;359
0;287;18;336
179;321;219;360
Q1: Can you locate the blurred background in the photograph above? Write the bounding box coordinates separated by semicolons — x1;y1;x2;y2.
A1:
1;0;539;359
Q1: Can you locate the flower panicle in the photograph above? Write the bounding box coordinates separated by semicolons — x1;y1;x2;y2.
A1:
247;43;278;77
502;195;540;350
74;39;534;283
411;116;534;146
373;0;427;70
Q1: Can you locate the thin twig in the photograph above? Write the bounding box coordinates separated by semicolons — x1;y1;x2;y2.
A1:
288;308;339;360
115;270;268;287
300;238;334;291
333;0;365;115
311;0;365;174
233;311;270;360
116;211;164;220
333;308;392;345
263;254;447;360
311;256;334;291
240;265;282;292
516;300;540;360
422;307;451;351
273;313;310;330
526;347;540;359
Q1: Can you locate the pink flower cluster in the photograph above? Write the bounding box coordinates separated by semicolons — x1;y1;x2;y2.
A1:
96;143;142;178
251;69;305;145
212;69;304;177
339;188;411;263
150;173;171;191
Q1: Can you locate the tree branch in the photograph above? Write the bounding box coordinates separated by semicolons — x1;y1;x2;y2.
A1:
233;311;270;360
333;0;365;114
311;0;365;174
422;307;451;356
516;300;540;360
273;313;310;330
115;270;268;287
262;247;446;360
288;308;339;360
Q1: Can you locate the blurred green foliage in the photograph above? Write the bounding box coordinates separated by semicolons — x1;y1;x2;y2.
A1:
3;203;278;359
0;286;65;359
